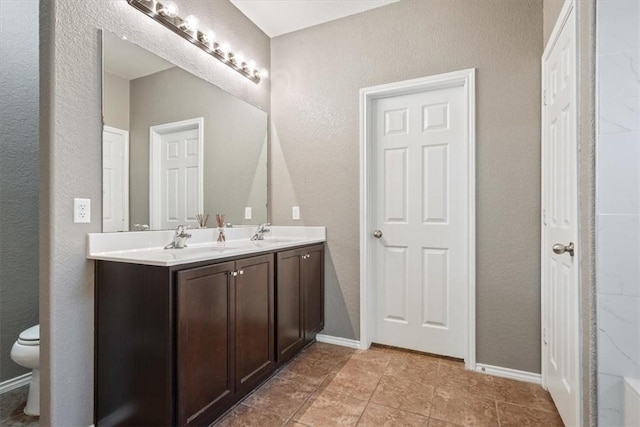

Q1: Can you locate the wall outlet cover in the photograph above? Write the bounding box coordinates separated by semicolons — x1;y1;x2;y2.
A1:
74;198;91;223
245;207;252;220
292;206;300;220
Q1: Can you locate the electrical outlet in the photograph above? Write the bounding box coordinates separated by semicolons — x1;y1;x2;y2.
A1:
74;198;91;223
245;207;252;220
292;206;300;221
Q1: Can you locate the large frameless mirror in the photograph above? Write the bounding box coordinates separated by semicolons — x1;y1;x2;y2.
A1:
101;31;267;232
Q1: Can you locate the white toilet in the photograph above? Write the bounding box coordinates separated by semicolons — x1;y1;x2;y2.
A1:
10;324;40;416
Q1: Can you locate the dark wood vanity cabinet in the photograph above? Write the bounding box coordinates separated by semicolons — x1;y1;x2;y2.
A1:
176;261;234;426
276;244;324;363
96;245;319;427
176;254;274;426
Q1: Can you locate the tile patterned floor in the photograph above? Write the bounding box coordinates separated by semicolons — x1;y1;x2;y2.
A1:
0;385;39;427
216;342;564;427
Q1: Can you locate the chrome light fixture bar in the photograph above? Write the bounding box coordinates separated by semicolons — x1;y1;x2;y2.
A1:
127;0;268;83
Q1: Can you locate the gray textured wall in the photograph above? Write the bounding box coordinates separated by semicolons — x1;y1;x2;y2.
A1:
0;0;39;383
103;71;130;131
544;0;565;45
577;1;597;424
270;0;544;373
39;0;269;424
128;67;268;229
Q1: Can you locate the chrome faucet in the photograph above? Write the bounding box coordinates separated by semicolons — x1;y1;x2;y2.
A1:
251;223;271;241
164;225;192;249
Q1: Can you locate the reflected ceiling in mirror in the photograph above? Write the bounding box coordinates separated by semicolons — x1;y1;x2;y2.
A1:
101;31;267;232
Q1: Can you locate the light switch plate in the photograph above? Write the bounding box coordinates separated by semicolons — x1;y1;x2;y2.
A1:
292;206;300;220
74;198;91;223
245;207;252;220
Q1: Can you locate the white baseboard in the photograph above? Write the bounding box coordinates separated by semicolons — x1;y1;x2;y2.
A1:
475;363;541;385
315;334;361;349
0;372;32;394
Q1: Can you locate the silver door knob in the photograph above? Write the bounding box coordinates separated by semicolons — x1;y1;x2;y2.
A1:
373;230;383;238
552;242;574;256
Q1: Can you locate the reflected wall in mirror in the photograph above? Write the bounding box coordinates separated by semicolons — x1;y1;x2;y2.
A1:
102;31;267;232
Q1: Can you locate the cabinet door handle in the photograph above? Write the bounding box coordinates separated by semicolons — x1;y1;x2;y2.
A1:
238;270;244;275
231;271;238;277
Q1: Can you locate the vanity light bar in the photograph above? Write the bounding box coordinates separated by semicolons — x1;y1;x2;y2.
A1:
127;0;268;83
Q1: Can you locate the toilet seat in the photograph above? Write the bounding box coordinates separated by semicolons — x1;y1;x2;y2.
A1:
18;325;39;346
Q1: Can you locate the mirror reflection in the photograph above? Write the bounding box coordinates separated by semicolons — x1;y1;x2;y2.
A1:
102;31;267;232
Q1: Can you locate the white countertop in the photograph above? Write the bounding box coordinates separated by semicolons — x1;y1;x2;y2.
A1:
87;226;326;267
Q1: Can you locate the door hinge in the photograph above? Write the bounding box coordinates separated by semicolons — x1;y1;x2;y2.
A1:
543;208;547;226
543;328;548;345
543;90;547;107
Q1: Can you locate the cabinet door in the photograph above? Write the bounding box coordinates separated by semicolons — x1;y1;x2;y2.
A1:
276;248;305;362
235;254;275;396
177;262;235;427
303;244;325;341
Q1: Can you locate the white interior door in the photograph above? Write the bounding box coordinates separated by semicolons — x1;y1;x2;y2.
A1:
150;118;204;230
542;2;580;426
102;126;129;232
371;82;470;358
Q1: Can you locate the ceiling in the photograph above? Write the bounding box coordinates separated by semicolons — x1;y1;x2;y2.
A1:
103;32;175;81
230;0;400;38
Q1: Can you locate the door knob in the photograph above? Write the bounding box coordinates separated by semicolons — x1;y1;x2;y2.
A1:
552;242;574;256
373;230;383;239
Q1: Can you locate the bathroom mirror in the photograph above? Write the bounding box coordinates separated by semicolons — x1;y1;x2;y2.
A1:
101;31;267;232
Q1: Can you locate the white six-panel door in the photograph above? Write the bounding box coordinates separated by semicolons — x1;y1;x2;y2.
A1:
371;82;470;358
150;118;204;230
159;128;200;230
102;126;129;233
542;1;580;425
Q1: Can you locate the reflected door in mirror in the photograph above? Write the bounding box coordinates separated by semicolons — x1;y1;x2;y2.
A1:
150;119;203;230
102;126;129;232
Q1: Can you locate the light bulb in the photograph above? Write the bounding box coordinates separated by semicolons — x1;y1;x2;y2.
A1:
259;68;269;79
234;51;245;67
159;1;178;17
181;15;199;32
247;60;257;71
198;30;215;46
219;42;231;60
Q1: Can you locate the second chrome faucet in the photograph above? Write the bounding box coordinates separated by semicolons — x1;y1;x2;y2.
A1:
164;225;192;249
251;223;271;241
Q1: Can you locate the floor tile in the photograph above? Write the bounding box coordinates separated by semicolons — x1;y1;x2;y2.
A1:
301;342;356;363
243;377;316;419
437;358;465;369
428;419;461;427
321;364;383;401
357;402;429;426
293;390;367;426
430;388;499;427
497;402;564;426
0;386;39;427
436;364;499;398
492;377;558;413
385;353;440;385
275;357;339;387
346;350;392;371
216;404;287;427
370;375;435;416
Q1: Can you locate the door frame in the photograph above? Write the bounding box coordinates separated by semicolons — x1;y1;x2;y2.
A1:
359;69;476;369
149;117;204;230
102;125;130;232
540;0;581;422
